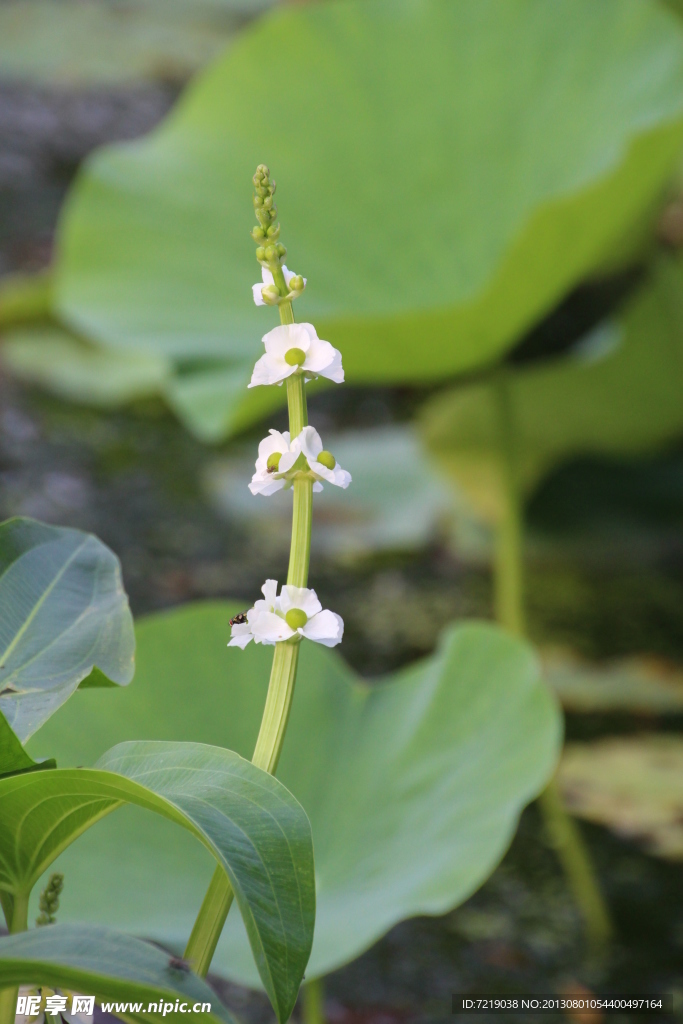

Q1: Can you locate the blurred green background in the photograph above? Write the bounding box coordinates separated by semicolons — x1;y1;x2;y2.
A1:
1;0;682;1019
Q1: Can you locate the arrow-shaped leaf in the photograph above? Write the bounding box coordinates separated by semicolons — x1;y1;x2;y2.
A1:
0;741;314;1023
0;517;135;743
0;923;236;1024
0;712;54;779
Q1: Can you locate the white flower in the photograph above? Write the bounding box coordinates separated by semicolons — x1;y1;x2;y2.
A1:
249;429;298;496
249;323;344;388
228;580;343;648
252;265;306;306
249;426;351;496
295;426;352;490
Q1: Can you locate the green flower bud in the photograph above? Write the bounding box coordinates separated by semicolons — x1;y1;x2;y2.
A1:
289;275;304;292
261;285;281;305
317;450;336;470
253;195;264;208
266;452;282;472
266;224;280;239
285;608;308;630
285;347;306;366
257;164;270;177
265;244;278;262
263;195;273;210
251;226;265;242
255;245;266;261
276;242;286;257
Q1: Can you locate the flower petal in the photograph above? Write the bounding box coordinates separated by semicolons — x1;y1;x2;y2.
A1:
261;579;279;606
301;610;344;647
252;283;266;307
249;474;286;496
278;585;322;618
249;352;295;388
277;450;299;474
228;622;253;648
228;632;253;649
297;425;323;460
263;323;311;361
258;429;290;458
252;610;295;644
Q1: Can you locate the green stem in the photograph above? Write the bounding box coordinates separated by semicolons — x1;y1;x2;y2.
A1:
493;370;612;955
0;890;13;931
538;780;612;955
0;892;29;1024
302;978;325;1024
185;276;311;978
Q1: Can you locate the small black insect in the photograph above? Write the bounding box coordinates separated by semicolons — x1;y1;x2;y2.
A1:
229;611;248;626
168;956;190;972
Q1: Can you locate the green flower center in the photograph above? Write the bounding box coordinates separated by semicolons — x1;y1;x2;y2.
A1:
317;450;336;470
285;347;306;366
266;452;282;473
285;608;308;630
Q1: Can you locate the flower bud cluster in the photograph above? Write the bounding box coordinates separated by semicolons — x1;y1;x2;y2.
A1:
250;164;306;305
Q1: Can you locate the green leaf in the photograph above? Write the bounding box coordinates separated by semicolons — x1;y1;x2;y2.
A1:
0;518;135;743
421;256;683;522
54;0;683;437
1;327;171;408
0;712;54;779
163;362;284;443
0;741;314;1022
0;923;236;1024
0;0;267;87
28;601;561;985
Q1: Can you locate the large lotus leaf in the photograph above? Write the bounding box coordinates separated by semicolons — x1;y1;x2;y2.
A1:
0;518;134;744
421;258;683;523
0;741;314;1022
0;924;235;1024
53;0;683;438
1;327;171;408
27;601;561;985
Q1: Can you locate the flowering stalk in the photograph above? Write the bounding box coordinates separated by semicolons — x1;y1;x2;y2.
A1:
185;166;345;977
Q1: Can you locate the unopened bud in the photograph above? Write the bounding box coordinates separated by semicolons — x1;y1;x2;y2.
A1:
276;243;286;257
253;195;264;208
266;224;280;238
266;452;282;473
261;285;281;305
265;245;278;262
289;275;304;292
263;196;273;210
317;450;336;470
285;347;306;366
255;246;266;261
257;164;270;177
285;608;308;629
